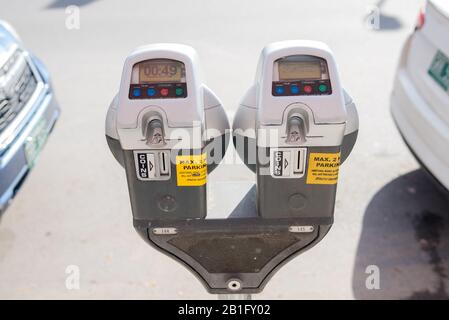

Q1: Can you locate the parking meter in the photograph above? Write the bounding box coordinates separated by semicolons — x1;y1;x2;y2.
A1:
105;43;230;220
106;41;358;295
233;40;358;219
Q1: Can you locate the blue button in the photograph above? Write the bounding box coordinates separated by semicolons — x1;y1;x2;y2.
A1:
147;88;156;96
132;88;141;97
290;85;299;94
275;86;285;95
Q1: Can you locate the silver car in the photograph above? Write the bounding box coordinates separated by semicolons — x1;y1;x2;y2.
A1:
0;21;60;212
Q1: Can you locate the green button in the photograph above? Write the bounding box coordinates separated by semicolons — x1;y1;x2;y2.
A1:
175;88;184;96
319;84;327;92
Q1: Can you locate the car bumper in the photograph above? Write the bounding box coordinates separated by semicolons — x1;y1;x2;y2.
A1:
391;68;449;190
0;86;60;212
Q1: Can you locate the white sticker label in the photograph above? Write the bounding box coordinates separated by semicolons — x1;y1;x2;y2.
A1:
289;226;315;233
270;148;307;178
152;227;178;235
134;151;170;181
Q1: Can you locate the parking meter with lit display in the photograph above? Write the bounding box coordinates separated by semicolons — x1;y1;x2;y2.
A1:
233;40;358;219
105;43;229;221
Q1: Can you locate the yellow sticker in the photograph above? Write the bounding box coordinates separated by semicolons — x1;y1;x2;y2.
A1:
176;153;207;186
306;152;341;185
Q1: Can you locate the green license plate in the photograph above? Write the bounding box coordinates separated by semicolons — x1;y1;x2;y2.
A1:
24;119;49;168
428;50;449;91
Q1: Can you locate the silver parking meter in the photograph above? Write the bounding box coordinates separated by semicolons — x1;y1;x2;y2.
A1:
233;40;358;219
106;43;229;220
106;41;358;295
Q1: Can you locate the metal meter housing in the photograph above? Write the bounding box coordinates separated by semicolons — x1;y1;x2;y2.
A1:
106;43;230;221
233;40;359;219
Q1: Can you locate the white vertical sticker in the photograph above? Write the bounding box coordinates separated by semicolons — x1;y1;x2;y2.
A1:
147;153;156;178
270;148;306;178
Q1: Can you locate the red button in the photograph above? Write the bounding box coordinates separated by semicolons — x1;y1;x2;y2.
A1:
304;85;313;93
160;88;169;96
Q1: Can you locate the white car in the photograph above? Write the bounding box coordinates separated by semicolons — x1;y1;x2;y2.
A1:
391;0;449;190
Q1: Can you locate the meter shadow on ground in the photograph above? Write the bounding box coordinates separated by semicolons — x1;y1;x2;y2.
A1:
45;0;98;9
227;185;258;219
352;169;449;299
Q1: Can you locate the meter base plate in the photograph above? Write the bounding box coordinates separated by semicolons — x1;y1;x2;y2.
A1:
134;217;332;294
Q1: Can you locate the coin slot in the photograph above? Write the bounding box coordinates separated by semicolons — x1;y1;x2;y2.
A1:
159;151;169;176
293;149;305;174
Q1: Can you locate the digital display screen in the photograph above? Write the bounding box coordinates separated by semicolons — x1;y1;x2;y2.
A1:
272;56;331;96
138;59;184;83
278;61;322;80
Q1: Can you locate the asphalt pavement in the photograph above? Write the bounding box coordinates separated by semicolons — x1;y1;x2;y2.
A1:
2;0;448;299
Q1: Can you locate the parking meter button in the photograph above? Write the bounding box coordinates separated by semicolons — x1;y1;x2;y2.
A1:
275;86;285;95
290;85;299;94
147;88;156;96
175;87;184;96
132;87;141;97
